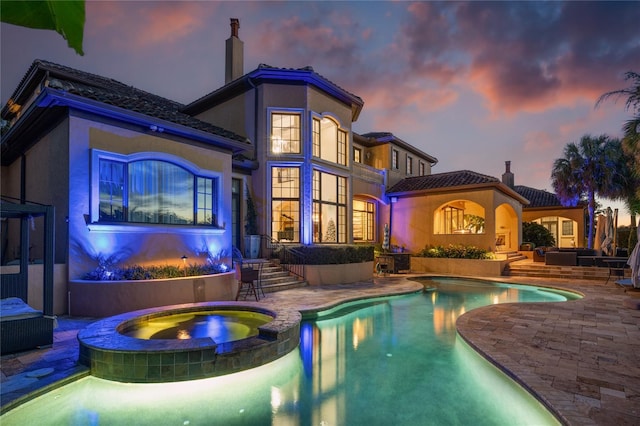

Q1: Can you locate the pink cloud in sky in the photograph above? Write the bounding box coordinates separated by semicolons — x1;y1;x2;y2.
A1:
401;1;640;116
88;1;212;50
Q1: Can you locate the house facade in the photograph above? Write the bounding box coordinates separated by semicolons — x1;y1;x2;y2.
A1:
1;19;582;315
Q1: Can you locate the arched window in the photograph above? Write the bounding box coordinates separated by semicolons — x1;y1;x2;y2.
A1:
312;116;347;166
434;200;485;234
94;151;220;226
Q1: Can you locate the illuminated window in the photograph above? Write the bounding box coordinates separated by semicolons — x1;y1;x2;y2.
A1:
98;157;218;226
271;113;301;154
435;201;485;234
407;155;413;175
272;166;300;242
392;149;399;169
353;199;375;241
312;116;348;165
353;147;361;163
313;170;347;243
562;220;573;236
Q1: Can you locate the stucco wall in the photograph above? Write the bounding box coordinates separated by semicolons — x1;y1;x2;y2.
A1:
411;257;508;277
66;117;234;280
69;271;238;317
2;120;70;264
390;188;522;253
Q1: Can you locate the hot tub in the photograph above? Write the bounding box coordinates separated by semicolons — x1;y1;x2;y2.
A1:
77;301;301;383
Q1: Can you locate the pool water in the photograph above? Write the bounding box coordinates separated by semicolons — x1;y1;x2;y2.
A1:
2;278;572;425
120;310;273;342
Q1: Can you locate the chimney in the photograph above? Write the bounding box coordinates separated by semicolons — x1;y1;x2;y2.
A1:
225;18;244;84
502;160;514;188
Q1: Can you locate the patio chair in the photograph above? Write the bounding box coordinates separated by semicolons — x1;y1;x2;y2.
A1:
236;262;263;301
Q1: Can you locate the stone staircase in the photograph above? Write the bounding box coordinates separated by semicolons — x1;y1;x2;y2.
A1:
498;250;528;262
504;259;625;281
259;261;308;293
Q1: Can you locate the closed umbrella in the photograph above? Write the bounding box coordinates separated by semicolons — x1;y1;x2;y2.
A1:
601;207;614;256
627;226;640;288
382;223;390;252
594;214;605;252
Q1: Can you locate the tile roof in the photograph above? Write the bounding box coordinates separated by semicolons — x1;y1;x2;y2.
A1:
513;185;567;208
6;60;249;144
388;170;500;193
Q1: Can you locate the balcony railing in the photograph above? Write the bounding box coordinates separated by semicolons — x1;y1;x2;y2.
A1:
352;162;385;185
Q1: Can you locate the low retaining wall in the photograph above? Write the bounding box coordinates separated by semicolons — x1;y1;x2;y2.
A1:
411;257;509;277
69;271;238;317
305;261;374;285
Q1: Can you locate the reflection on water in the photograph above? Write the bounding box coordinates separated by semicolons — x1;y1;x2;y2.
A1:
3;279;565;425
121;311;272;342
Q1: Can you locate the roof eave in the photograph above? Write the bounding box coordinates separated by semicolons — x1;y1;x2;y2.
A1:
5;89;251;154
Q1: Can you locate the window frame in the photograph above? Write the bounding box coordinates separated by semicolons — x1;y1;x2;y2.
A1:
312;169;347;243
392;149;399;169
353;147;362;163
407;155;413;175
311;114;348;166
269;109;303;155
270;164;301;243
90;149;223;233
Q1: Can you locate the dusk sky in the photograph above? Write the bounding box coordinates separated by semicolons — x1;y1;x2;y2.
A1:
2;1;638;224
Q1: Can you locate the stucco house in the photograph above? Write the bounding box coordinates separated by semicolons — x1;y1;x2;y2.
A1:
1;19;585;316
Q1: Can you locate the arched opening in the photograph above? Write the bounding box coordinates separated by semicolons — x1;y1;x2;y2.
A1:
495;203;518;251
433;200;485;235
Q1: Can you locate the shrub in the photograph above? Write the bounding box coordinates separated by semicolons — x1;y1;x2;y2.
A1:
417;244;494;259
293;245;375;265
522;222;556;247
83;262;230;281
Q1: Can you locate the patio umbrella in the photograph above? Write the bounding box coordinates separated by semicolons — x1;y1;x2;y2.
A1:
601;207;614;256
627;226;640;288
382;223;390;252
594;214;605;252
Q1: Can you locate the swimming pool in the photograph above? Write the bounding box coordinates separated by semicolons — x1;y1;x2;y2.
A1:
2;278;576;425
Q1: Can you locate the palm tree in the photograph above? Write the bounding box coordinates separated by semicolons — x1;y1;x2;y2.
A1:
551;135;621;248
596;71;640;198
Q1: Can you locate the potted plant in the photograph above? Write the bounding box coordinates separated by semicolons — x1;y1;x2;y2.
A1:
244;186;260;258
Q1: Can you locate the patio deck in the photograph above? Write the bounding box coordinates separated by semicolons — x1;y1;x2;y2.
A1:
1;274;639;425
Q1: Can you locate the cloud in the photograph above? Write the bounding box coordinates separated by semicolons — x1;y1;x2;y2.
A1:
87;2;214;50
399;1;640;115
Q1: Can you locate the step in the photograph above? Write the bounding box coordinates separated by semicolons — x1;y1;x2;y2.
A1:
261;280;308;293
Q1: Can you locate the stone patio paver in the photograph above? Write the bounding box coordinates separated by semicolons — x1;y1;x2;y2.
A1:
1;274;639;425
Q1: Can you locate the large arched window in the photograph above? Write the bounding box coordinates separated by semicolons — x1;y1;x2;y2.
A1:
93;150;220;226
434;200;485;234
312;116;347;166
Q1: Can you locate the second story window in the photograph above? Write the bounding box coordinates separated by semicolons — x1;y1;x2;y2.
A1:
271;113;301;154
407;155;413;175
392;149;399;169
353;147;361;163
419;161;426;176
312;116;348;166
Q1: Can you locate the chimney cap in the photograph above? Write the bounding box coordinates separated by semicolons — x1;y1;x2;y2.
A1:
230;18;239;38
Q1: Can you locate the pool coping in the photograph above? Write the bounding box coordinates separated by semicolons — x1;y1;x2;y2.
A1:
77;301;301;383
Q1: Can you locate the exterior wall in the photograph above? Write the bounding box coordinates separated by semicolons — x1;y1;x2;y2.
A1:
390;188;522;254
66;116;234;280
411;257;509;277
1;120;70;264
69;271;238;317
194;91;255;144
305;261;373;285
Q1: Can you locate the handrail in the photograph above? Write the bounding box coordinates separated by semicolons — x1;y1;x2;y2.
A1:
259;234;306;281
